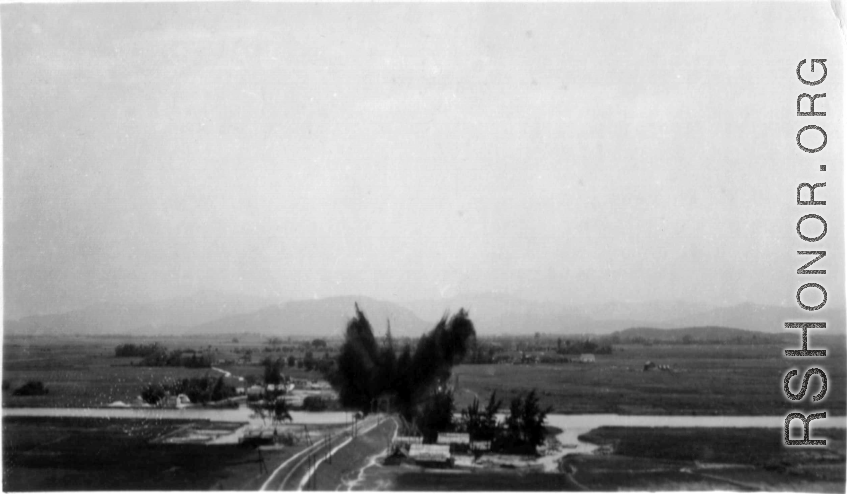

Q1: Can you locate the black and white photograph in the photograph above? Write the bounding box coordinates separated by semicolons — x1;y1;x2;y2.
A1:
2;1;845;491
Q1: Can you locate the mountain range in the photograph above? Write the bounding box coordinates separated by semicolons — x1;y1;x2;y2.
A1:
4;291;844;337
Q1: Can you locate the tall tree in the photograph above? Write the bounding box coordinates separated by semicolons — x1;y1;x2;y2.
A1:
332;304;476;419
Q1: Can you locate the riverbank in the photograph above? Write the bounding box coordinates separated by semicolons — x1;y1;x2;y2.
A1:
1;415;355;491
2;406;355;425
452;337;847;415
1;416;267;491
563;426;846;492
4;408;846;491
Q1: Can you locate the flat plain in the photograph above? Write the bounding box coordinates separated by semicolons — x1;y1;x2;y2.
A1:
453;337;846;415
3;333;845;491
6;334;845;415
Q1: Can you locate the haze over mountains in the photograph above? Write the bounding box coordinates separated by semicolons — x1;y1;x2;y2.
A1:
4;291;274;336
189;296;430;338
5;291;843;337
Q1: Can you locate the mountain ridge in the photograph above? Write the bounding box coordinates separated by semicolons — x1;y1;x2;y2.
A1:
6;291;842;337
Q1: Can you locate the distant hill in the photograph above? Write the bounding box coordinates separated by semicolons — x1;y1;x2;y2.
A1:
403;294;845;336
611;325;792;343
571;299;718;325
657;302;846;334
4;291;275;335
404;292;597;335
7;290;841;338
189;296;433;337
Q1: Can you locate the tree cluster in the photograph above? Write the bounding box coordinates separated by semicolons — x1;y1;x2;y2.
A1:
329;304;475;420
140;375;233;405
12;380;49;396
139;348;212;368
464;340;500;364
418;389;551;454
249;398;292;425
114;343;164;358
500;390;551;451
302;395;330;411
556;339;612;355
262;356;286;385
460;392;502;441
261;353;333;380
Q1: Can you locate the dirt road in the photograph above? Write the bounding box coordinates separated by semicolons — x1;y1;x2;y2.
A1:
260;415;392;491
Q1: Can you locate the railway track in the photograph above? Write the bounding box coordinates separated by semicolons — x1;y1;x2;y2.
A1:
260;415;382;491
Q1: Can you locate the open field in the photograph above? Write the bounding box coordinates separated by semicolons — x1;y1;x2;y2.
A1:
375;471;581;491
5;334;845;415
564;426;846;492
453;338;847;415
4;333;845;491
361;426;846;492
2;335;327;408
1;416;305;491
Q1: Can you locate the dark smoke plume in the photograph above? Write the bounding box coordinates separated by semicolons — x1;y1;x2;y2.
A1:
330;303;475;419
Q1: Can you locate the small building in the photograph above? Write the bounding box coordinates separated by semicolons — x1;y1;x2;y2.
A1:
470;440;491;452
246;385;264;400
223;376;243;394
162;393;191;409
408;444;452;467
579;353;596;364
437;432;470;445
391;436;423;454
437;432;470;453
393;436;423;447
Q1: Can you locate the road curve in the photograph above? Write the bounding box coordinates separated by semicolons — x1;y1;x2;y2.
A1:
260;416;381;491
300;416;398;491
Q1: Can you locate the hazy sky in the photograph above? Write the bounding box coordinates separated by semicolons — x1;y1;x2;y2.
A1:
3;2;844;318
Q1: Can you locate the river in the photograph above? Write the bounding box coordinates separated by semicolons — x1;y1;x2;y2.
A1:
2;406;355;424
537;413;847;471
6;407;844;431
5;407;843;471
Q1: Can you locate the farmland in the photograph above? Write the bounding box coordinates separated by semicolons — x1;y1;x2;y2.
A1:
1;416;292;491
453;337;847;415
3;334;330;408
341;425;845;492
565;426;846;492
3;332;845;492
4;334;845;415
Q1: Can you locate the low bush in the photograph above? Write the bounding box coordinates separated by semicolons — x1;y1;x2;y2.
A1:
13;381;49;396
302;395;328;411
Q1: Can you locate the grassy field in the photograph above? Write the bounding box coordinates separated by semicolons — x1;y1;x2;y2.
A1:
565;426;846;492
452;338;846;415
2;335;327;408
5;334;845;415
384;471;580;491
1;416;288;491
3;338;219;408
